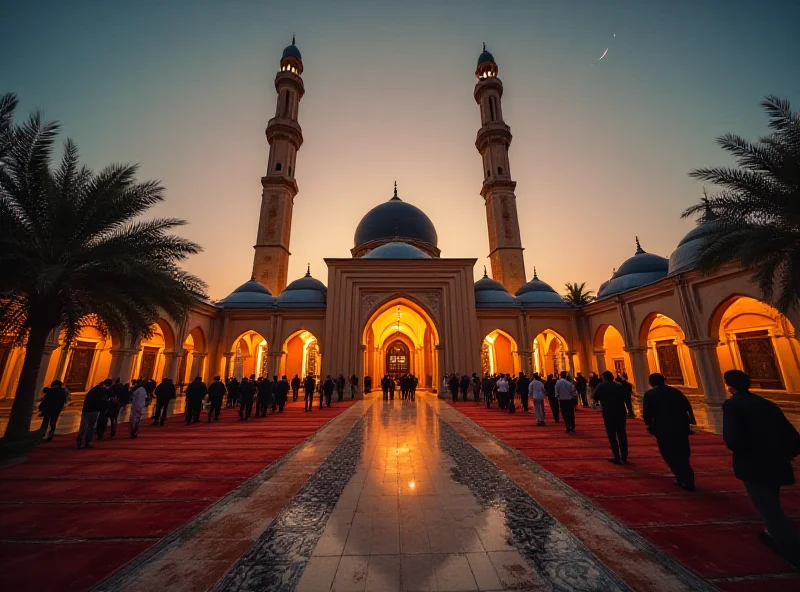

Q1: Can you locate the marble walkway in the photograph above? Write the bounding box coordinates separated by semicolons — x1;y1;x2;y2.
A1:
91;392;716;592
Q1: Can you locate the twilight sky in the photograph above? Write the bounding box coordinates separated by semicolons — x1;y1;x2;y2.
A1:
2;0;798;300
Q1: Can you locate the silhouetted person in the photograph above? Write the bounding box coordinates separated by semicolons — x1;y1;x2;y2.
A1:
723;369;800;568
459;374;470;402
555;372;577;433
208;376;226;422
516;372;530;412
153;377;176;426
616;373;635;418
39;380;68;442
575;372;588;407
227;377;239;408
275;375;290;412
239;377;256;420
381;375;390;401
593;371;629;464
303;374;316;412
388;376;396;400
185;376;207;424
449;374;460;403
97;388;120;440
643;373;696;491
77;380;110;449
291;374;301;402
364;375;372;394
481;375;494;408
545;374;559;423
323;375;335;408
350;373;359;399
336;373;346;402
256;376;273;417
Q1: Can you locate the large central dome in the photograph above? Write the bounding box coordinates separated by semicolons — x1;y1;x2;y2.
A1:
352;184;439;258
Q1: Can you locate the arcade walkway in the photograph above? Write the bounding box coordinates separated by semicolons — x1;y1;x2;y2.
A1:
1;392;798;591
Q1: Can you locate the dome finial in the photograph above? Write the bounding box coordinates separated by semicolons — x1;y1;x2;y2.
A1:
292;33;295;45
391;181;401;201
483;42;486;52
533;267;538;280
305;263;311;277
250;273;256;281
635;236;644;254
483;265;488;278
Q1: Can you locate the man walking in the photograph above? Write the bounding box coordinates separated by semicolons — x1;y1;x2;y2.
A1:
77;379;110;449
238;376;255;420
303;374;316;412
448;374;460;403
381;375;389;401
153;377;176;426
460;374;471;403
555;372;577;434
481;374;494;408
545;374;560;423
39;380;68;442
516;372;530;412
593;371;629;464
207;376;226;422
575;372;589;407
528;373;546;426
291;374;301;402
617;373;635;418
722;369;800;568
227;377;239;408
496;374;509;409
275;375;290;412
185;376;207;424
129;378;148;438
256;376;273;417
336;374;346;402
322;375;335;408
643;373;696;491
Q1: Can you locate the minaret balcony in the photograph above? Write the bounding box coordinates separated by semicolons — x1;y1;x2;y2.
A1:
475;122;512;151
273;71;305;95
266;117;304;148
473;77;503;102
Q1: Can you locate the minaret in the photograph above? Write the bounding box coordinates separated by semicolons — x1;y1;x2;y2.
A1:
252;37;305;294
473;45;527;294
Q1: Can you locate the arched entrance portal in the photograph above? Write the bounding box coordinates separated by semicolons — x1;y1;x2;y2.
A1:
481;330;519;376
280;330;321;380
363;297;439;390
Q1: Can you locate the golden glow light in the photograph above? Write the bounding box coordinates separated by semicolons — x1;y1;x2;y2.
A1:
409;481;416;489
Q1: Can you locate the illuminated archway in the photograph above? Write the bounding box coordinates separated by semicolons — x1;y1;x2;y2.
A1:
532;329;571;377
639;313;696;388
711;296;800;392
594;324;631;378
133;322;171;382
280;330;320;379
229;330;269;380
362;297;439;388
482;329;518;376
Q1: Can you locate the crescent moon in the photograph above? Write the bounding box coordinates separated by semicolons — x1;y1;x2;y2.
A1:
597;48;609;61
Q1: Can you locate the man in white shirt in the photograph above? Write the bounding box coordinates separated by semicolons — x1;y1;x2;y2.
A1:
496;375;509;409
528;374;547;426
129;379;148;438
555;371;578;433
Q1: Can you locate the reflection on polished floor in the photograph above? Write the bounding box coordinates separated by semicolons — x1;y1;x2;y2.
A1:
259;394;623;592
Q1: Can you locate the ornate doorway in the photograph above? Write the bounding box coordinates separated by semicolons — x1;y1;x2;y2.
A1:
386;340;410;376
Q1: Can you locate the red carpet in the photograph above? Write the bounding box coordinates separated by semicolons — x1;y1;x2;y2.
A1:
449;400;800;587
0;398;355;592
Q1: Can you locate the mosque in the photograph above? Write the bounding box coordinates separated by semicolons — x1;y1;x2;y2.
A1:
2;41;799;434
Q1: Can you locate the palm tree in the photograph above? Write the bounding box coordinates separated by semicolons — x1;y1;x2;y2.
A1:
683;96;800;313
0;105;207;447
563;282;596;306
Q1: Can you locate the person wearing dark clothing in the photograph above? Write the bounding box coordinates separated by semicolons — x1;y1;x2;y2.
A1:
481;376;494;408
593;371;629;464
588;373;600;407
411;375;418;402
364;375;372;394
322;376;335;408
227;378;240;408
448;375;460;403
516;373;530;412
459;374;470;402
207;376;226;422
256;377;273;417
77;380;111;449
303;375;316;411
97;389;120;440
275;376;290;412
643;373;696;491
616;374;635;417
336;374;346;402
388;377;396;400
39;380;68;442
381;375;390;401
291;374;301;402
545;375;559;422
722;370;800;569
153;377;176;426
350;374;359;399
507;376;517;412
575;373;589;407
239;377;256;420
471;373;480;402
184;377;207;424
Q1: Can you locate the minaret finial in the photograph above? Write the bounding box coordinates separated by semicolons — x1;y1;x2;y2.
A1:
533;267;538;280
305;263;311;277
391;181;401;201
292;33;295;45
483;42;486;52
483;265;488;278
635;236;644;254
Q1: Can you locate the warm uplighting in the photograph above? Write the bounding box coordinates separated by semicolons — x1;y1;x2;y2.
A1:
409;481;416;489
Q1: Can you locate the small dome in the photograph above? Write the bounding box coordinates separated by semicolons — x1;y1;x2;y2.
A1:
668;208;721;275
277;267;327;308
353;184;438;251
217;278;276;309
475;270;519;308
282;43;302;61
477;49;495;66
515;269;570;308
363;242;431;259
597;238;669;299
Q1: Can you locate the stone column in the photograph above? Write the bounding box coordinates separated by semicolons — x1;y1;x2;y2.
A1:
518;348;532;374
593;349;607;374
565;350;576;375
267;352;283;378
686;339;727;433
109;348;137;383
435;345;444;396
52;346;70;382
34;344;58;405
624;346;650;395
162;351;182;382
189;353;207;381
223;353;234;379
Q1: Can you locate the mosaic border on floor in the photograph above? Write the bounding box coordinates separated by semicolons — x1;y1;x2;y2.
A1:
436;415;630;592
211;417;367;591
440;403;717;592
